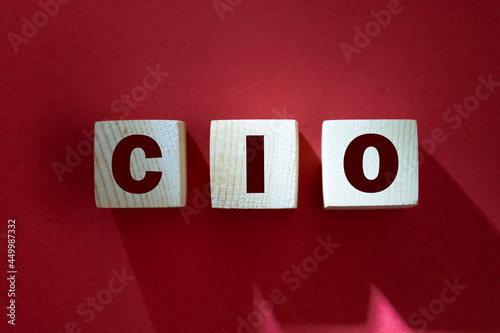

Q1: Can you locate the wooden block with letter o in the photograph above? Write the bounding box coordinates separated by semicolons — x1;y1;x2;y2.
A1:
94;120;186;208
210;119;298;209
322;119;418;209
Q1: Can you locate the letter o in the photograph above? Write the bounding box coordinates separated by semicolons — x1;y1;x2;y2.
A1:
429;299;445;315
131;86;147;102
365;21;381;37
463;96;479;112
247;311;263;327
33;11;49;27
77;140;92;156
302;257;318;273
344;133;399;193
96;289;113;305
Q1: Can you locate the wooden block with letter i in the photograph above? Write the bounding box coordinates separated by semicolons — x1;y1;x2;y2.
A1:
322;119;418;209
210;119;298;209
94;120;186;208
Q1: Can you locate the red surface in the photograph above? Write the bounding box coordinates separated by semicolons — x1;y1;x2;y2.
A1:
1;0;499;332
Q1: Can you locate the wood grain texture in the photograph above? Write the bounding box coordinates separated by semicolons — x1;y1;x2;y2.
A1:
210;119;298;209
322;119;418;209
94;120;186;208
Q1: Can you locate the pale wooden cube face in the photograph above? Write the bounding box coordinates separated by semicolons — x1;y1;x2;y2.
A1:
94;120;186;208
210;120;298;209
322;120;418;209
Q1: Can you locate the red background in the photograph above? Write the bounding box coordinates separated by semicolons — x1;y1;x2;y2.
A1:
1;0;499;332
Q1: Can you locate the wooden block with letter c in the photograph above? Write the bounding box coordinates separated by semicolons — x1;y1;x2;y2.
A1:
94;120;186;208
322;119;418;209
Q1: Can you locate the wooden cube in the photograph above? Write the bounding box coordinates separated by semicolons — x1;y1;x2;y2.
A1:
94;120;186;208
210;119;298;209
322;119;418;209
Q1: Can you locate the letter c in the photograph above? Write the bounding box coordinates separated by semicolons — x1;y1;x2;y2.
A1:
441;287;456;304
108;278;124;294
313;245;329;262
112;135;162;194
